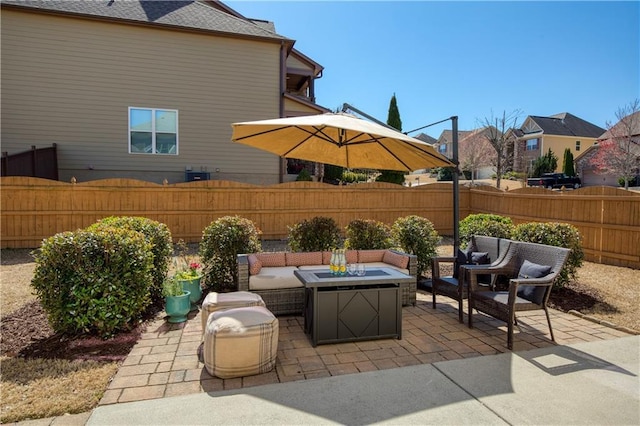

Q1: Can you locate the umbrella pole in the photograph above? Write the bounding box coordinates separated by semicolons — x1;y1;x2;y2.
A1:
452;116;460;256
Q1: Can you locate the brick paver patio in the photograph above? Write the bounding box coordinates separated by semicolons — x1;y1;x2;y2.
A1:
99;291;634;405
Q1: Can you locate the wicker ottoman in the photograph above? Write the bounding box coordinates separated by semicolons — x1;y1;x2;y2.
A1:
203;306;279;379
200;291;266;333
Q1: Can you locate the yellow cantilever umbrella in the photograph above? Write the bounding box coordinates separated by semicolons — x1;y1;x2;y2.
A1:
231;112;453;172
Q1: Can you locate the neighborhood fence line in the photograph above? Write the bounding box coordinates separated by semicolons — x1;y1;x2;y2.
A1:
1;177;638;268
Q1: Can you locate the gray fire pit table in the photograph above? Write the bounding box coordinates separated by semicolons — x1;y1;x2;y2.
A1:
294;268;415;347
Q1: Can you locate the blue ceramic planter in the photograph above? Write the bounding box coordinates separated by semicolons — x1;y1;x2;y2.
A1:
179;277;202;311
165;290;191;323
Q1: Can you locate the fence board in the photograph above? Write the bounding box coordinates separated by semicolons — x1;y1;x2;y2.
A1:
1;177;638;268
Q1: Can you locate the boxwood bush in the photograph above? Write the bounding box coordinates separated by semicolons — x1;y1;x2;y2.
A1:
88;216;172;308
199;216;262;292
31;227;154;337
288;216;341;252
392;215;441;277
344;219;395;250
459;213;515;246
511;222;584;288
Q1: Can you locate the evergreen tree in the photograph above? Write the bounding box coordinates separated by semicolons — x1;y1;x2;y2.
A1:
562;148;575;176
387;93;402;131
532;148;558;177
377;93;407;185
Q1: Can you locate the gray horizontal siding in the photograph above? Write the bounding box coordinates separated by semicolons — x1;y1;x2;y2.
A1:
2;10;283;182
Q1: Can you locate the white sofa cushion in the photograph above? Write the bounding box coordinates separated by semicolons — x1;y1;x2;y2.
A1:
249;266;302;291
361;262;409;275
298;265;331;271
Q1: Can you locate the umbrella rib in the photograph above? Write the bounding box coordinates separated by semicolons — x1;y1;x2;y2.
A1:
282;125;339;157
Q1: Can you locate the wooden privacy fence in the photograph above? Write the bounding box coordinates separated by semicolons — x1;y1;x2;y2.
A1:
1;177;638;268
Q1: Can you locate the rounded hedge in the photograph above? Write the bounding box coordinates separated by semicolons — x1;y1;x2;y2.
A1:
344;219;395;250
31;227;154;337
511;222;584;288
392;215;441;277
459;213;515;247
88;216;172;308
287;216;341;252
199;216;262;292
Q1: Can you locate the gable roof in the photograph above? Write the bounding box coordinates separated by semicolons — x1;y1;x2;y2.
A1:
528;112;605;138
598;111;640;141
414;133;437;145
437;130;473;145
1;0;290;42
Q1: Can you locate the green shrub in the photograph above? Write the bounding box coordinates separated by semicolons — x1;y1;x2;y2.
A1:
511;222;584;288
199;216;262;292
375;170;406;185
88;216;172;308
392;215;441;277
31;227;154;337
296;169;313;181
435;167;453;181
344;219;395;250
288;216;341;252
342;170;368;183
459;213;515;247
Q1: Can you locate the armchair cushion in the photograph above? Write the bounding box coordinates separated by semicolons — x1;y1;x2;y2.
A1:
248;254;262;275
517;260;552;303
453;248;472;278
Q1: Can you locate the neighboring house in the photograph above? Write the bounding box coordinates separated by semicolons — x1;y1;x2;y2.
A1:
1;0;328;184
434;129;472;158
576;111;640;187
436;127;498;179
414;133;437;145
512;113;605;176
458;127;498;180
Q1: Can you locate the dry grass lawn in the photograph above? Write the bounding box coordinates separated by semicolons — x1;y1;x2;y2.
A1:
0;357;118;423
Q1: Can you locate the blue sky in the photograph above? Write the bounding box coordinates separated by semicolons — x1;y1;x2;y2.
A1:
227;1;639;138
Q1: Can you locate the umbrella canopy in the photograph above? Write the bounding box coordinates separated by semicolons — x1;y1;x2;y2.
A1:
231;112;453;172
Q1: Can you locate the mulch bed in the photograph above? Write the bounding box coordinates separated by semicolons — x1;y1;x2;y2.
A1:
0;301;147;362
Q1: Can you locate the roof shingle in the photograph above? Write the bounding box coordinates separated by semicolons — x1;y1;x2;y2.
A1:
1;0;288;40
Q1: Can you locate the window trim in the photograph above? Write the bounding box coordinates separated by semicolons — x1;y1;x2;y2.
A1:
575;140;581;151
128;107;179;155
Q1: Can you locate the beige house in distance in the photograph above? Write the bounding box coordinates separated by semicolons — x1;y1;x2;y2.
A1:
512;113;605;175
1;0;328;184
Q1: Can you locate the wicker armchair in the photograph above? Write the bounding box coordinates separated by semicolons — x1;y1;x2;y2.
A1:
466;241;570;349
431;236;513;323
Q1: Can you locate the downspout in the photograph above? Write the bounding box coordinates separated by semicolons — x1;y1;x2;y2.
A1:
278;40;286;183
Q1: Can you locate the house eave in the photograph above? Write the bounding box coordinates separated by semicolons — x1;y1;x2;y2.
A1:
1;1;295;47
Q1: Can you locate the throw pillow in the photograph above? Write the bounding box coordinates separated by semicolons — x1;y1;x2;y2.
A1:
453;248;471;279
247;254;262;275
517;260;552;303
358;250;386;263
470;251;491;283
382;250;409;269
346;250;358;264
285;251;322;266
470;252;489;265
255;252;287;267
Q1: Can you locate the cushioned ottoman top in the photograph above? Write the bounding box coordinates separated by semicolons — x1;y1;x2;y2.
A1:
207;306;276;334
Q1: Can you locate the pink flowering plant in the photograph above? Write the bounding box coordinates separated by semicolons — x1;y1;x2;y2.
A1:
172;240;203;280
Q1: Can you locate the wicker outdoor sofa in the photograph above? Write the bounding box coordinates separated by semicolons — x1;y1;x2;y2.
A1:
237;249;418;316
